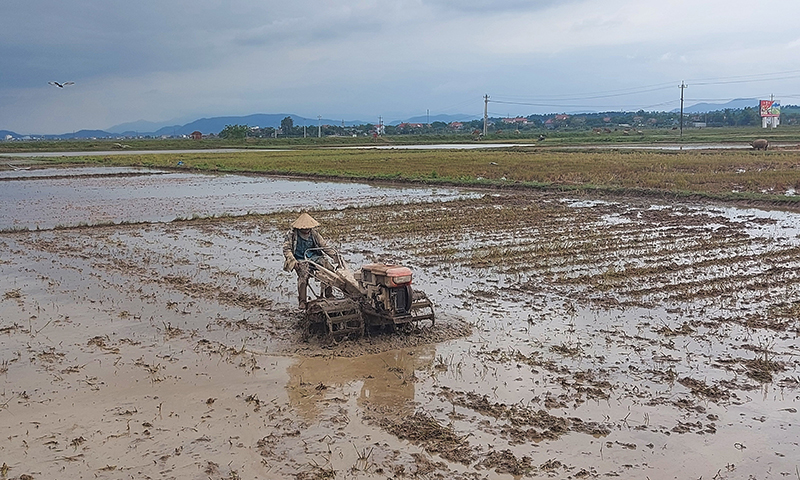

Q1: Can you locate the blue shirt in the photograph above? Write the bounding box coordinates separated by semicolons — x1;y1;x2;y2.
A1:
294;233;320;262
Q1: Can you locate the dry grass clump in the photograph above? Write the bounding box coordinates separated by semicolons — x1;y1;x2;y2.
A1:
743;357;786;382
655;322;695;336
478;450;534;477
677;377;730;401
378;411;476;464
3;289;22;300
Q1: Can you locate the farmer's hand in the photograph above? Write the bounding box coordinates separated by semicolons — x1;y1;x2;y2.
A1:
283;257;297;272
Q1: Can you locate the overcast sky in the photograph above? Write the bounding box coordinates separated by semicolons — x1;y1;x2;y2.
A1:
2;0;800;134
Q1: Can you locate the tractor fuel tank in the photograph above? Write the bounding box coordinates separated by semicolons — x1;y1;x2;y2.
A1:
358;263;413;288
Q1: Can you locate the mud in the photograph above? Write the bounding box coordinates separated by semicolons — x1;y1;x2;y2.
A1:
1;168;800;479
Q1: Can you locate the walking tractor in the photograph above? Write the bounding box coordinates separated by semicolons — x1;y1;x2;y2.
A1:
300;249;435;339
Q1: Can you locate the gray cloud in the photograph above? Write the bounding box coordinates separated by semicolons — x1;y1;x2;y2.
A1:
422;0;580;14
2;0;800;134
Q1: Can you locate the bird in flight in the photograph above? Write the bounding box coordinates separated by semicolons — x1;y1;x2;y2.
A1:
48;81;75;88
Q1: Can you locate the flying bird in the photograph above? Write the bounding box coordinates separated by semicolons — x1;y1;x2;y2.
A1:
48;81;75;88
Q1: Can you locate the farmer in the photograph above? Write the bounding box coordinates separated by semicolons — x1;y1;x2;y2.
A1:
282;213;338;309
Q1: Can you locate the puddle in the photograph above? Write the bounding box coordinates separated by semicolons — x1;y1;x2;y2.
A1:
337;143;537;150
565;143;753;150
1;170;799;479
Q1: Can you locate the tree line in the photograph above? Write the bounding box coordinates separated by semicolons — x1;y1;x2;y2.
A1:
219;107;800;139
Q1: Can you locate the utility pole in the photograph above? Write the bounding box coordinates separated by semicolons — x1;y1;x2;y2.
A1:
318;115;321;138
679;81;687;138
483;94;489;136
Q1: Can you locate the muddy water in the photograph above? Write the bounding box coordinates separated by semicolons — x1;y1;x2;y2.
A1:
1;167;800;479
0;167;472;230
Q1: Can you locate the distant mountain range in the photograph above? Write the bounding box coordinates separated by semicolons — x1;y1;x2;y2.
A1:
1;130;21;139
672;98;758;114
106;113;481;135
107;113;371;137
1;113;482;139
2;114;373;140
0;100;777;139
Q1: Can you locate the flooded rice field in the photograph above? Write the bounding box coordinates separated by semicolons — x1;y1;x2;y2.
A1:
0;167;470;230
1;166;799;479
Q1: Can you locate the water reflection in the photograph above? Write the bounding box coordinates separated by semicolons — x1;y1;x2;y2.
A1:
0;168;476;230
0;166;168;179
286;345;436;419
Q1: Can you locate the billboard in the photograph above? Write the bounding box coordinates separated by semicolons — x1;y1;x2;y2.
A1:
760;100;781;117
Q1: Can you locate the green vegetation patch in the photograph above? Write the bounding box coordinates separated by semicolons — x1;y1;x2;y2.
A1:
32;146;800;202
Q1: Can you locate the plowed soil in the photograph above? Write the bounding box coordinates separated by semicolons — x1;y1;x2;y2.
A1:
1;169;799;480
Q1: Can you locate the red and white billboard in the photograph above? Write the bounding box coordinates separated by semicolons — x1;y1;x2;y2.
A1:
760;100;781;117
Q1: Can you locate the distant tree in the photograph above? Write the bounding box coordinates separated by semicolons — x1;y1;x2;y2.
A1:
251;126;276;138
280;116;294;135
782;105;800;125
219;124;249;140
321;125;342;136
737;107;759;126
431;121;447;132
466;120;483;130
354;124;374;135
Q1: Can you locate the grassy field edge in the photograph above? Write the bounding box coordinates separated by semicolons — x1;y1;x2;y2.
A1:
11;145;800;209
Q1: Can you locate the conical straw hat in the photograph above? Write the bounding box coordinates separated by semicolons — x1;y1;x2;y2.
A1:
291;213;320;229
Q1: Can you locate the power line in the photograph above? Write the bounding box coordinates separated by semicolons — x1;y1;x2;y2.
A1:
638;100;679;109
491;86;675;104
691;74;800;87
489;99;679;112
684;97;757;102
436;97;482;113
486;69;800;111
492;81;677;101
686;68;800;86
